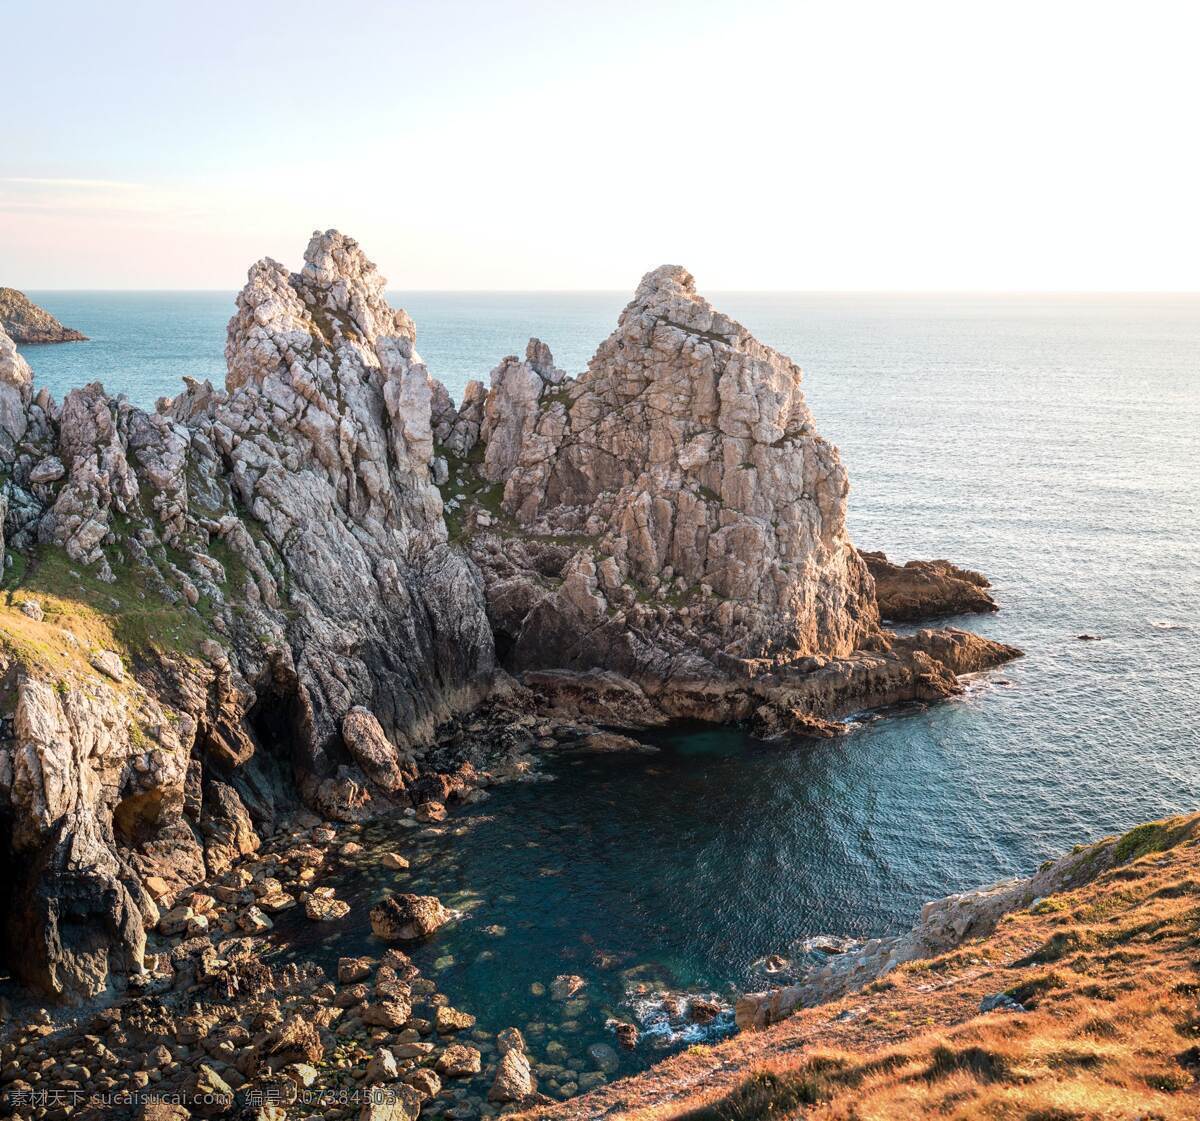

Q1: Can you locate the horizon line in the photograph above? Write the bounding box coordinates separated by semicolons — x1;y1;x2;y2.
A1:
21;287;1200;297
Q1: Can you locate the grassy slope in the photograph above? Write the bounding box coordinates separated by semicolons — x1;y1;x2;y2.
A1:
0;546;210;702
523;816;1200;1121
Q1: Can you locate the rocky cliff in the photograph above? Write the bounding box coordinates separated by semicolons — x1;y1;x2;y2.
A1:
0;231;1018;1006
0;289;87;344
435;265;1015;735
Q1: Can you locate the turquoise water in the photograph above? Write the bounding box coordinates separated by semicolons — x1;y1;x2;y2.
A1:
17;291;1200;1069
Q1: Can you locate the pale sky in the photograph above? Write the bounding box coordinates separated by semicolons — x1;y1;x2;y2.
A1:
4;0;1198;290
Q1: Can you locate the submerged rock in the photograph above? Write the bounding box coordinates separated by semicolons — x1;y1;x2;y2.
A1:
587;1041;620;1073
551;973;586;1000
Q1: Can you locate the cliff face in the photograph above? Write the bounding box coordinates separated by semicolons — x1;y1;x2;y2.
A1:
0;231;1017;1005
436;266;1012;733
0;288;87;344
456;265;878;669
0;233;495;1002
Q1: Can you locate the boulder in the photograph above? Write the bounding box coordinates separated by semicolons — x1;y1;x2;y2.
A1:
488;1046;534;1102
497;1026;526;1055
304;889;350;922
342;706;411;794
434;1005;475;1032
403;1067;441;1098
263;1015;325;1065
364;1046;400;1082
338;956;375;983
550;974;585;1000
587;1042;620;1074
370;894;451;940
436;1043;482;1078
362;997;412;1029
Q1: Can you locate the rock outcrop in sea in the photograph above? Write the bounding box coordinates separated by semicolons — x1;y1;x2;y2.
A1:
0;288;88;344
437;264;1016;734
0;231;1018;1007
862;549;999;621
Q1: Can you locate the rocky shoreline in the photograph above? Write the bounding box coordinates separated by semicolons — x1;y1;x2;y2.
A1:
0;232;1021;1119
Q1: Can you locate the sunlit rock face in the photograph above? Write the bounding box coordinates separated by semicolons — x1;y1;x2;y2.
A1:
0;233;497;1002
208;229;496;761
444;263;879;686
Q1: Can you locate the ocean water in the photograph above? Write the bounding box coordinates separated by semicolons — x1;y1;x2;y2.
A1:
17;290;1200;1072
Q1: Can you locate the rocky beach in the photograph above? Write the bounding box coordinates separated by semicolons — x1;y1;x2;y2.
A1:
7;228;1173;1121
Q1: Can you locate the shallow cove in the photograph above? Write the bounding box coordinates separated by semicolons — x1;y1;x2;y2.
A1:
268;684;1093;1084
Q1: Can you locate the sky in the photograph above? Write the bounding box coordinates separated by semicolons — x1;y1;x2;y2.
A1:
3;0;1198;290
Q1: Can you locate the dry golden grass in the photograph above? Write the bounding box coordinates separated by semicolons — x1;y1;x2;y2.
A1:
523;817;1200;1121
0;546;211;702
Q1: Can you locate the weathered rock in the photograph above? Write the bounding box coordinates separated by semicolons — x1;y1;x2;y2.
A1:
613;1021;639;1050
861;550;998;620
488;1045;535;1101
338;955;375;983
688;998;721;1025
6;806;149;1003
263;1015;325;1066
434;1004;475;1032
185;1063;233;1116
403;1067;441;1098
239;906;273;933
436;1042;482;1078
370;893;451;940
90;649;125;680
0;288;88;343
199;780;260;878
304;889;350;922
497;1026;526;1055
364;1046;400;1082
362;997;412;1029
342;706;412;795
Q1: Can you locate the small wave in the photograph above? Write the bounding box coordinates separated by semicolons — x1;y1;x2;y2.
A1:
621;991;737;1049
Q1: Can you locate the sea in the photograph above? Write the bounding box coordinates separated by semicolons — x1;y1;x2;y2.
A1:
17;289;1200;1067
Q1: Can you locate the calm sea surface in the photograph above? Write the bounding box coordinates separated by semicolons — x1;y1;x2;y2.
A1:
18;290;1200;1068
